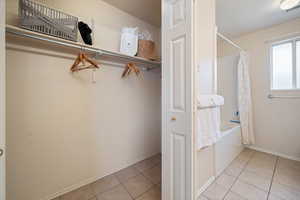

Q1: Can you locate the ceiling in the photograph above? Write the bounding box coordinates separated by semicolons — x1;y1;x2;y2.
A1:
217;0;300;37
102;0;300;37
102;0;161;27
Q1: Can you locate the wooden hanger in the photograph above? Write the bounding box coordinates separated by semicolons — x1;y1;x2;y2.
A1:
122;63;141;78
70;52;100;72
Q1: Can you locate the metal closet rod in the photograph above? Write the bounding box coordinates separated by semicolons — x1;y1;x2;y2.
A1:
5;25;161;70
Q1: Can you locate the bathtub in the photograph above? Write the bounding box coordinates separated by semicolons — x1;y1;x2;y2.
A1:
215;122;244;176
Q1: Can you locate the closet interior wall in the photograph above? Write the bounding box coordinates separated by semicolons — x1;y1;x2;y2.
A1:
6;1;162;200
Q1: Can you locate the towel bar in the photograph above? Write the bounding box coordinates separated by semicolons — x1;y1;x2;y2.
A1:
197;105;221;110
268;94;300;99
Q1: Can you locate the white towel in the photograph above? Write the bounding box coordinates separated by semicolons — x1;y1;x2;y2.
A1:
197;106;222;150
211;95;225;106
198;95;224;108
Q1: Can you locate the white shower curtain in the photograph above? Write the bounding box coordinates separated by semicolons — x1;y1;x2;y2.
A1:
238;51;255;145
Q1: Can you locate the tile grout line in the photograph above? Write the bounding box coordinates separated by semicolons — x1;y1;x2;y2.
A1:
91;174;124;199
134;185;156;200
237;176;274;195
118;176;136;200
53;154;162;200
266;156;279;200
134;161;162;199
85;154;162;200
120;155;161;200
220;175;239;200
215;150;255;200
128;161;160;199
221;150;256;200
92;174;127;200
234;152;279;199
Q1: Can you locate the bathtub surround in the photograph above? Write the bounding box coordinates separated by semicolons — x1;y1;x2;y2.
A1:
215;123;244;176
237;51;255;145
218;18;300;161
217;34;255;145
195;122;244;197
217;53;239;123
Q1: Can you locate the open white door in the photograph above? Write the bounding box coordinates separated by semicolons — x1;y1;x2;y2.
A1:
162;0;194;200
0;0;5;200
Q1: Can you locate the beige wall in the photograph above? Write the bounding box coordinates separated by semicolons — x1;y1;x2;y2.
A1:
0;0;6;200
194;0;216;193
219;18;300;161
6;0;161;56
6;1;161;200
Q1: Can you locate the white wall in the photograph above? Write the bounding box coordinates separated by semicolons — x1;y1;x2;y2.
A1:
6;1;161;200
219;18;300;161
0;0;6;200
194;0;216;194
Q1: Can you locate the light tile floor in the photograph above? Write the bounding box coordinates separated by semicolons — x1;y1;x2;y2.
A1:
199;148;300;200
52;149;300;200
54;154;161;200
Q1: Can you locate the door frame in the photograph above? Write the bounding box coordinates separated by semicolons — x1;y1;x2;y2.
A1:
0;0;6;200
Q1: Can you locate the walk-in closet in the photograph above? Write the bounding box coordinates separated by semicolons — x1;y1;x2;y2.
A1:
6;1;163;200
3;0;207;199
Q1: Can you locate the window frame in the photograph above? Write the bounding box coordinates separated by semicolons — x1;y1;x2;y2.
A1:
269;36;300;91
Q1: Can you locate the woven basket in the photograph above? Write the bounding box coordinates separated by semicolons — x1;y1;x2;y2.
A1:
137;40;157;61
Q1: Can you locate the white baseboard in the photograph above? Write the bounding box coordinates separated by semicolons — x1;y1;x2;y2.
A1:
41;174;105;200
247;146;300;162
196;176;216;198
41;152;161;200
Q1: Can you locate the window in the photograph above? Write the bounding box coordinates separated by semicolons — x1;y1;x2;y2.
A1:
271;38;300;90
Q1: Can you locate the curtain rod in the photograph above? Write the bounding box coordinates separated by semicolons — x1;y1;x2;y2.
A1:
217;32;244;51
287;4;300;12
